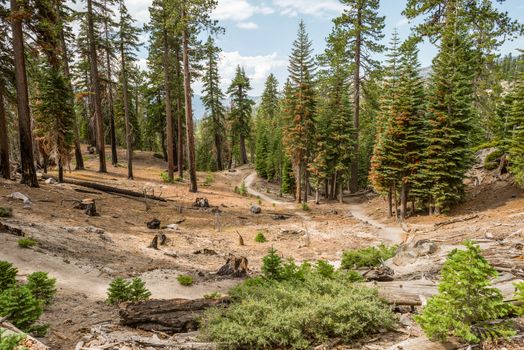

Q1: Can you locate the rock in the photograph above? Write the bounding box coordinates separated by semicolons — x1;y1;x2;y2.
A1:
193;248;217;256
250;204;261;214
85;226;105;235
193;198;210;208
99;233;114;243
8;192;32;208
44;178;56;184
413;239;438;256
147;218;161;230
165;224;179;230
271;214;289;220
485;231;494;239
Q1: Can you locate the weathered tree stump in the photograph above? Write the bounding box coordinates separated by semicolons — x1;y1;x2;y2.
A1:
150;232;167;249
147;218;161;229
74;198;99;216
217;255;248;277
193;198;210;208
119;298;229;333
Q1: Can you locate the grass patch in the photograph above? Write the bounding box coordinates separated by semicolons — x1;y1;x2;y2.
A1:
341;244;397;269
203;175;214;186
200;249;394;349
0;207;12;218
204;291;222;300
177;275;193;286
18;238;37;249
254;232;267;243
301;202;310;211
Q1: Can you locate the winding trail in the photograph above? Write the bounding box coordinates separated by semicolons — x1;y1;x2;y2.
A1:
243;170;406;245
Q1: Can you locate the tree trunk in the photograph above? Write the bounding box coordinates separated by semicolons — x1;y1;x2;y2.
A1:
315;186;319;204
174;44;184;178
121;43;133;179
58;160;64;183
303;169;308;203
11;0;38;187
350;4;362;194
387;188;393;218
58;12;84;171
400;183;408;221
104;7;118;166
87;0;107;173
0;82;10;179
239;134;248;165
393;182;398;221
339;181;343;204
181;13;197;193
162;22;175;182
295;162;302;203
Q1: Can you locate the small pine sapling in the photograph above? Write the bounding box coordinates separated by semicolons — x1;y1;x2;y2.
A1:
262;248;283;280
0;261;17;292
26;272;57;306
106;277;131;305
254;232;267;243
0;329;26;349
177;275;193;286
314;260;335;279
128;278;151;302
0;286;44;332
415;241;514;343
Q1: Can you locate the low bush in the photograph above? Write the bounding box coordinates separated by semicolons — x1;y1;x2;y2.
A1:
484;149;504;171
203;291;222;300
238;182;247;196
254;232;267;243
160;171;173;184
177;275;193;286
107;277;151;305
17;238;37;249
203;175;214;186
201;250;394;349
0;262;17;293
341;244;397;269
415;241;514;343
0;329;26;350
301;202;310;211
0;286;43;333
26;272;56;306
0;207;12;218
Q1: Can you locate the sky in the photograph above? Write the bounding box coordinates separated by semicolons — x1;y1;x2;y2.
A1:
75;0;524;96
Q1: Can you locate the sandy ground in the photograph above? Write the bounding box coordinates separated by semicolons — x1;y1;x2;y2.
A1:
1;145;523;349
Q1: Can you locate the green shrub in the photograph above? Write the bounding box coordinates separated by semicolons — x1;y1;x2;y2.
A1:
160;171;174;183
0;262;17;293
106;277;151;305
26;272;56;306
341;244;397;269
238;181;247;196
203;175;214;186
201;273;394;349
261;248;282;280
514;282;524;316
414;241;514;343
314;260;335;279
257;197;262;205
0;286;43;332
128;278;151;302
17;239;37;249
484;149;504;171
106;278;131;305
254;232;267;243
301;202;310;211
0;207;12;218
177;275;193;286
203;291;222;300
0;329;26;350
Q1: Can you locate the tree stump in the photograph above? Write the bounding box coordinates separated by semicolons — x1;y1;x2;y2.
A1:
193;198;209;208
74;199;99;216
147;218;161;229
217;255;248;277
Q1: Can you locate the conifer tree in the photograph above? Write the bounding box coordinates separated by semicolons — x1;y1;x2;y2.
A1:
0;3;11;179
284;21;316;203
334;0;385;193
508;64;524;186
227;66;254;166
117;0;141;179
201;36;226;171
418;2;475;214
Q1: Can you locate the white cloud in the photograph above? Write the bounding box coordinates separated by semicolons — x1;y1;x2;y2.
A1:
212;0;274;21
395;17;410;28
237;22;259;29
272;0;345;17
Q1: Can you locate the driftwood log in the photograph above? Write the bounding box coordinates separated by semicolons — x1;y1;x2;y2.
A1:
119;298;229;333
41;175;167;202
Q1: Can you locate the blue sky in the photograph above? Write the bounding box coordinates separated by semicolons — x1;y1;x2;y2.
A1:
83;0;524;95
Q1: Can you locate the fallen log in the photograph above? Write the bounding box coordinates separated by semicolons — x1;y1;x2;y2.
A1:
434;214;479;228
42;175;166;202
1;321;49;350
119;298;229;333
0;221;24;236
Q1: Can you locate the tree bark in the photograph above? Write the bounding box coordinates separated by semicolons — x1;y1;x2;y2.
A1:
350;4;362;193
295;162;302;203
162;17;175;182
87;0;107;173
400;182;408;221
387;188;393;218
121;41;133;179
174;43;184;178
393;182;398;221
181;10;197;193
0;82;10;179
104;5;118;166
11;0;39;187
58;11;84;171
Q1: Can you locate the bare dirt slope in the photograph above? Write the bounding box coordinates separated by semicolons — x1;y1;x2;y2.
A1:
1;146;523;349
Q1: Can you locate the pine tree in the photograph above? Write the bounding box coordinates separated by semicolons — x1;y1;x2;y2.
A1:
201;36;226;171
0;2;12;179
418;3;475;214
227;66;254;166
508;65;524;186
284;21;316;203
334;0;385;193
117;0;141;179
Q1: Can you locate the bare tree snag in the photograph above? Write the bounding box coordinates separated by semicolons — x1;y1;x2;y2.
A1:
119;298;229;333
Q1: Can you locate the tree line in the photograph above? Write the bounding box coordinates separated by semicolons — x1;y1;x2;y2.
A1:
0;0;522;217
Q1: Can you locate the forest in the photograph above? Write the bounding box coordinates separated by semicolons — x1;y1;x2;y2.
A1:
1;0;524;349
